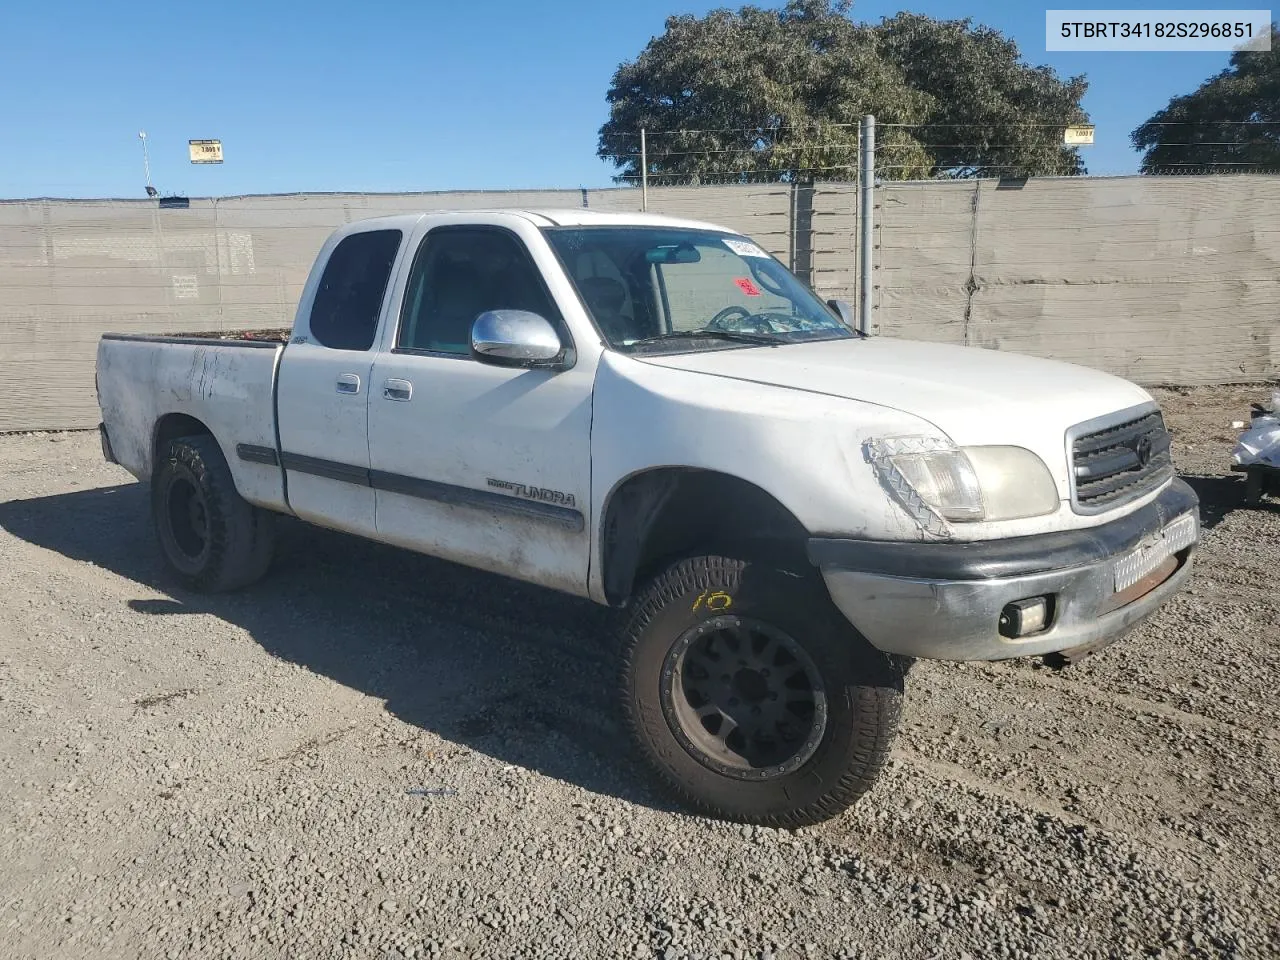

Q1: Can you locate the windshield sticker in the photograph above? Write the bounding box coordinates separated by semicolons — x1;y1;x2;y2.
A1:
734;277;762;297
723;238;770;259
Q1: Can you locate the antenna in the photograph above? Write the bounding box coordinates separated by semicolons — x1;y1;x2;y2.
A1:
138;131;156;197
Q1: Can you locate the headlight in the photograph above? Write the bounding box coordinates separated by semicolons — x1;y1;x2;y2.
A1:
865;438;1058;532
964;446;1059;521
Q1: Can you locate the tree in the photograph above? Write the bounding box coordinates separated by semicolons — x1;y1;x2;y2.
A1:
597;1;1089;183
1131;26;1280;174
875;13;1089;178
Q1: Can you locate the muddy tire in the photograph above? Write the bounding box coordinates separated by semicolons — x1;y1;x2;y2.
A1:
620;555;903;828
152;435;275;593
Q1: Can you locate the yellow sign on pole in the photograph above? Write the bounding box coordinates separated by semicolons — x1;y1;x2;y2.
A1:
189;139;224;163
1063;126;1095;146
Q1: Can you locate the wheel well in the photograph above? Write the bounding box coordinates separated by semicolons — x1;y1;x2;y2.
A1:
600;468;812;606
153;413;212;467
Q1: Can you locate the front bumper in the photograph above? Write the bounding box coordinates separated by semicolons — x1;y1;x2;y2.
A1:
810;479;1200;661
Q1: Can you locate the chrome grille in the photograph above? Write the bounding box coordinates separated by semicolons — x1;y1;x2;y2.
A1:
1070;410;1174;512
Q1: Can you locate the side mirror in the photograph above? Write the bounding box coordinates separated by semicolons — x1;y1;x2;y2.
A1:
470;310;565;368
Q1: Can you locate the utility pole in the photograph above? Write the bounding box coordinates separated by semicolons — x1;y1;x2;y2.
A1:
640;127;649;212
139;131;155;197
858;115;875;336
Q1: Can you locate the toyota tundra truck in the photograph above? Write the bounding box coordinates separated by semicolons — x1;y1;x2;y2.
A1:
95;209;1200;827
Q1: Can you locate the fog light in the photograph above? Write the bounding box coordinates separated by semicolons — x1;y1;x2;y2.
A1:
999;597;1049;638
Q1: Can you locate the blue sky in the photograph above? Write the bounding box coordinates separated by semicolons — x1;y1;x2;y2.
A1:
1;1;1237;198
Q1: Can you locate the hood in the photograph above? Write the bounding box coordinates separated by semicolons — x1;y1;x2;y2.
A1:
635;338;1154;489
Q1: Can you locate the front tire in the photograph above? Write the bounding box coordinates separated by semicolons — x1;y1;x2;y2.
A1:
621;555;903;828
152;435;275;592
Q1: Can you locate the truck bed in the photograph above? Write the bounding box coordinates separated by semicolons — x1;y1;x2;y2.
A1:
97;332;288;513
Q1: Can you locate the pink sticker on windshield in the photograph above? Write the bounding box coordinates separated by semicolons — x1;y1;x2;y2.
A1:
734;277;762;297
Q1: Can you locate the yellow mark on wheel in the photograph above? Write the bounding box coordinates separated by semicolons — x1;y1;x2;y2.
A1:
692;590;733;612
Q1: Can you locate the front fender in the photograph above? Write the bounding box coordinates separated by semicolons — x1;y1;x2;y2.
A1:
586;352;942;603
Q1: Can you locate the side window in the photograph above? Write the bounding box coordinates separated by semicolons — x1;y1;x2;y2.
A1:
398;228;560;354
308;230;402;351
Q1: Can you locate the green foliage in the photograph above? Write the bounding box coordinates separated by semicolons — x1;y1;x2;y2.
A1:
598;1;1088;183
1131;26;1280;174
875;13;1088;178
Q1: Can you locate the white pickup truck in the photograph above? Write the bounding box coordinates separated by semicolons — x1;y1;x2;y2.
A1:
96;209;1200;827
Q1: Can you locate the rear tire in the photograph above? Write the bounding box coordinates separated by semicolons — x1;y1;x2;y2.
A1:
620;555;903;828
152;435;275;592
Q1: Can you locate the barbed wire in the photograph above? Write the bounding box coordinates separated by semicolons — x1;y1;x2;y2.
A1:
612;125;1280;185
634;120;1280;137
630;142;1087;157
612;169;1280;185
876;166;1280;179
1133;120;1280;126
1149;169;1280;176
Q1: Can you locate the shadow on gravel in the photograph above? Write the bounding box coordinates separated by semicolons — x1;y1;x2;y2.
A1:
1181;472;1280;531
0;482;680;814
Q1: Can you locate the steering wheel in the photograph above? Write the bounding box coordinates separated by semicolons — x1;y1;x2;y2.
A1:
707;305;775;334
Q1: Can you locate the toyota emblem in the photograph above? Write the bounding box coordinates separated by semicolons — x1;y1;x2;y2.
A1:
1135;434;1153;467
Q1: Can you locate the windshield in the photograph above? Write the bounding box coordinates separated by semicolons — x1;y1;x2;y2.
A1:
542;227;855;353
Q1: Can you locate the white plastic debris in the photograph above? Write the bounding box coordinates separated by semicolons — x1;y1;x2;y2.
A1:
1232;389;1280;468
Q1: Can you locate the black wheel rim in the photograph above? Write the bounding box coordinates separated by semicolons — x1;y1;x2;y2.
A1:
660;616;828;781
167;477;210;560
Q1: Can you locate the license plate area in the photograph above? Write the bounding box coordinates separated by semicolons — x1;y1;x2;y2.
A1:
1113;512;1198;593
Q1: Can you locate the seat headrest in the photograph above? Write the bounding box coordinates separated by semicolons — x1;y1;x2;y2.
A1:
578;276;626;311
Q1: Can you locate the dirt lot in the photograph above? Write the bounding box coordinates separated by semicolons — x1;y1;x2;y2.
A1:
1;385;1278;960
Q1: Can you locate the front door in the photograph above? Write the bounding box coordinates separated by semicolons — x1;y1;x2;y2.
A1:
367;225;593;595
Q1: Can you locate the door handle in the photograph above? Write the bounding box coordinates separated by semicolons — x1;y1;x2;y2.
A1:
383;378;413;402
336;374;361;394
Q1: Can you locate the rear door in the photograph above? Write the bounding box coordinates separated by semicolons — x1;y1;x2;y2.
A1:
276;226;405;537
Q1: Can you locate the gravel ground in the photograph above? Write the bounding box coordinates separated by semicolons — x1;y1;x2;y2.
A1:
1;384;1278;960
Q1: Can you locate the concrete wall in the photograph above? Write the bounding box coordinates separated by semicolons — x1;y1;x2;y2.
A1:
1;175;1276;432
0;186;805;432
875;175;1280;385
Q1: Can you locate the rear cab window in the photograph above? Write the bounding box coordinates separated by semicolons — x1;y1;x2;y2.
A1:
308;229;403;350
